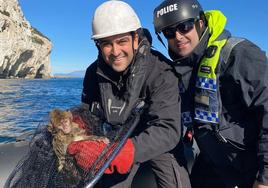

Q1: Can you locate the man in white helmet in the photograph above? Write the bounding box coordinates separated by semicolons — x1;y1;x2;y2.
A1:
67;1;191;188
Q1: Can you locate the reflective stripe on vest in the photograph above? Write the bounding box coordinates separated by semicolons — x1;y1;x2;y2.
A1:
182;111;193;126
194;39;227;124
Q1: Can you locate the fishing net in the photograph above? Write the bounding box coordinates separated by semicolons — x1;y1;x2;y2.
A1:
4;103;144;188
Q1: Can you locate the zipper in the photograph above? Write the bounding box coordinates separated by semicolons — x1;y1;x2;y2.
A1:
96;71;122;90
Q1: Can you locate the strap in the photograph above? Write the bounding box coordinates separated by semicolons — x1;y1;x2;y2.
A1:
156;32;167;49
221;37;245;65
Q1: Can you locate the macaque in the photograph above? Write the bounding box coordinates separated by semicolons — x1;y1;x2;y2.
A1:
47;109;109;172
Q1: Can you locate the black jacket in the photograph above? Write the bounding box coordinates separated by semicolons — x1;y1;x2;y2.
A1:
218;39;268;185
82;34;181;163
172;30;268;186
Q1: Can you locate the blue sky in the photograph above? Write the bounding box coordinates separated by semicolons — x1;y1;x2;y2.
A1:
18;0;268;74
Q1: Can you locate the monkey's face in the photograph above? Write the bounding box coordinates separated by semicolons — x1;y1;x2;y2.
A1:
48;109;74;134
57;118;72;134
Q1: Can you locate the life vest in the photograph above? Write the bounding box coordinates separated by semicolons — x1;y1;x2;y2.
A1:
98;59;147;125
179;10;227;127
92;41;150;125
182;11;244;127
194;39;227;124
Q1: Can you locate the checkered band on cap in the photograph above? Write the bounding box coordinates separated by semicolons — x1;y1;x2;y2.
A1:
194;108;219;124
196;77;217;91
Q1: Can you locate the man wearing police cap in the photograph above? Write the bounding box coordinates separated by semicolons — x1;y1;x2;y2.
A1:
153;0;268;188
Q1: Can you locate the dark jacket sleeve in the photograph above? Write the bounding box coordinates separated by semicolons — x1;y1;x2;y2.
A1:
232;40;268;184
132;54;181;163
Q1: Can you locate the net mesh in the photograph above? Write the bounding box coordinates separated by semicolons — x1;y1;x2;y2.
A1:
4;104;140;188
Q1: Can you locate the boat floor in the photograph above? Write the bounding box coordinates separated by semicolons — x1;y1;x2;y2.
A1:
0;141;29;187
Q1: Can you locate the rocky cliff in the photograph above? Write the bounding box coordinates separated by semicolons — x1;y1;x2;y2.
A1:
0;0;52;79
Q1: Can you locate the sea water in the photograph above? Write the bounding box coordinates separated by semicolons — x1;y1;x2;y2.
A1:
0;78;83;143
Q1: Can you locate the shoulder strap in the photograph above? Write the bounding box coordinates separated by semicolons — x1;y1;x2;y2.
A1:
221;37;245;66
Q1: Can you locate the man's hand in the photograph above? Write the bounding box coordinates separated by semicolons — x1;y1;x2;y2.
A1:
67;140;107;171
104;139;135;174
67;138;135;174
253;181;268;188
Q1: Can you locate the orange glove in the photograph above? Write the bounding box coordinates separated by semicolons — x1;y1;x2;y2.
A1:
67;140;107;171
104;139;135;174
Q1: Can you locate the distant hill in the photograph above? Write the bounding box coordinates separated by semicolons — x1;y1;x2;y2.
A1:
53;70;85;78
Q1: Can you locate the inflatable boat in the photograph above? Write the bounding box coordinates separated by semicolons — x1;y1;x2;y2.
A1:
0;140;29;187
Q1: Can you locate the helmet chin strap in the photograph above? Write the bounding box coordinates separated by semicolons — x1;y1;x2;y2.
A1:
156;32;167;49
131;31;138;56
195;21;202;39
196;13;207;39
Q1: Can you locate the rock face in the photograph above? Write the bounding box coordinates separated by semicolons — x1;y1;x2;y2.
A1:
0;0;52;79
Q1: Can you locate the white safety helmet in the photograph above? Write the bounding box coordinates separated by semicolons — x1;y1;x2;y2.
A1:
92;0;141;40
